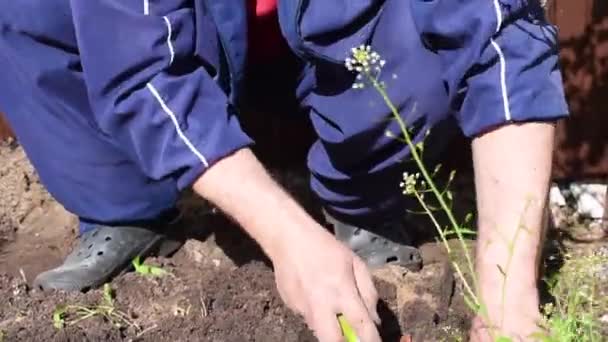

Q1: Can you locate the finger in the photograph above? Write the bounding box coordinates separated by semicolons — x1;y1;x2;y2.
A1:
352;258;381;324
339;291;382;342
306;307;344;342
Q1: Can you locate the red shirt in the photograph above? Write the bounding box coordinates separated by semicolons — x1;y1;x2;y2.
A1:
247;0;289;63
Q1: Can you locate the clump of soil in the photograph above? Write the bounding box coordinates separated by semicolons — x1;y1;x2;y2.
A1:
0;143;473;341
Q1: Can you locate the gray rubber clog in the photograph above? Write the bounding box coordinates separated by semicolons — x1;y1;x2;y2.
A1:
324;211;422;271
33;224;183;292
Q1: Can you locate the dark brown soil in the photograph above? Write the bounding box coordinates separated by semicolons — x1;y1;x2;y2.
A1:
0;142;473;341
4;138;607;341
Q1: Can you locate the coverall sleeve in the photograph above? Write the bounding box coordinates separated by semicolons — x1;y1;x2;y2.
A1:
410;0;567;136
70;0;253;190
409;0;532;99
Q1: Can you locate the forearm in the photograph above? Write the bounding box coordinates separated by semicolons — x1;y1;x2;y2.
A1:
472;122;554;316
192;148;324;261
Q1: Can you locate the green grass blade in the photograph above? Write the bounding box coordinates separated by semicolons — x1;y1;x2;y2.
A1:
103;283;114;306
132;256;167;277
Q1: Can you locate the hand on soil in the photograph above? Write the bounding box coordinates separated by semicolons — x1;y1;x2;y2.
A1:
469;312;544;342
473;269;545;341
272;226;381;342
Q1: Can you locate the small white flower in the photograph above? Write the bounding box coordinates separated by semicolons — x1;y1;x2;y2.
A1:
344;58;356;71
344;44;387;89
400;172;418;195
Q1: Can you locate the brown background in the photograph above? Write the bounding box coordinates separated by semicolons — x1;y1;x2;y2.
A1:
0;113;12;141
549;0;608;179
1;1;607;180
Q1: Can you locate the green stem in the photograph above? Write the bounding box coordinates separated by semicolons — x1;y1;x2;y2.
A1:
499;220;526;327
68;311;97;326
413;190;478;306
369;77;478;290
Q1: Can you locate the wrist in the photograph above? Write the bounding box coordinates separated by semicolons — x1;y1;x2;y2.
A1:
192;148;328;263
476;253;538;286
255;214;323;262
477;268;539;313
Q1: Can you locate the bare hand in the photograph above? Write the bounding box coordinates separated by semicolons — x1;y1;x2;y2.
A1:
470;284;544;341
469;314;543;342
471;123;555;342
192;149;381;341
272;226;382;342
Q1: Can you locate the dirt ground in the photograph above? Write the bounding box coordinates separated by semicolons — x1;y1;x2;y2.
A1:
0;141;476;341
1;139;607;341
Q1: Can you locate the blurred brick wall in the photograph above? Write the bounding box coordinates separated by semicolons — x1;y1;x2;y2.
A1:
445;1;608;180
550;0;608;179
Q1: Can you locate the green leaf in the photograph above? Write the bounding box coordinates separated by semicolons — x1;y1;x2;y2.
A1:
103;283;114;307
433;164;442;176
337;314;359;342
148;266;168;276
448;170;457;183
496;336;513;342
53;306;67;329
132;256;167;277
132;255;143;270
446;190;453;203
